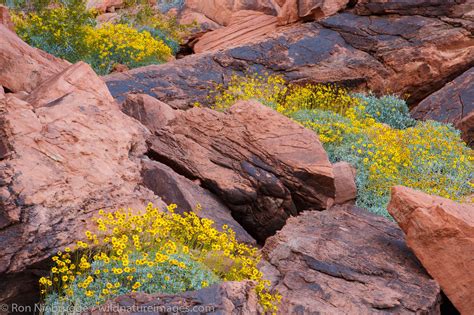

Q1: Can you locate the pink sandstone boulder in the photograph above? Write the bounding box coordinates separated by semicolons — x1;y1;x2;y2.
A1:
0;25;70;93
388;186;474;314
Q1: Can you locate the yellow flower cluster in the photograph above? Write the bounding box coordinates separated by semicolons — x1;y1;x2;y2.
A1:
40;203;280;313
303;106;473;203
84;23;172;73
281;84;360;115
209;73;360;115
211;73;288;111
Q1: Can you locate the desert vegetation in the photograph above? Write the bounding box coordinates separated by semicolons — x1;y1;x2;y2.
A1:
4;0;190;74
208;73;473;216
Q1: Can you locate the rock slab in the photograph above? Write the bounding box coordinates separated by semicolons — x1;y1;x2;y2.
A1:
105;12;474;108
141;159;256;245
262;205;441;314
411;67;474;146
388;186;474;315
85;281;261;315
0;25;70;93
143;100;336;242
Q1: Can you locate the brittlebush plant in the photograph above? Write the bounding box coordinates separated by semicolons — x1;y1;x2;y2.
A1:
83;23;172;74
11;0;174;74
39;203;281;314
211;73;474;216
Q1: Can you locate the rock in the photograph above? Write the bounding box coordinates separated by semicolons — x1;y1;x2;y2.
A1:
193;11;278;53
458;111;474;147
388;186;474;315
86;0;124;12
262;205;441;314
85;281;261;315
333;161;357;204
355;0;473;18
411;67;474;146
354;0;474;33
141;159;256;244
277;0;349;25
96;12;120;25
121;93;177;129
0;25;70;93
0;5;14;31
182;0;279;26
105;13;474;108
0;62;163;303
142;100;336;242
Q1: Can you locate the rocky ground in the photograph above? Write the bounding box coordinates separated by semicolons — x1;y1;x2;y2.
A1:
0;0;473;314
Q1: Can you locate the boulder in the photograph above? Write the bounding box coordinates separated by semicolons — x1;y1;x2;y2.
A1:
411;67;474;146
333;161;357;204
277;0;349;25
354;0;473;17
141;100;336;242
182;0;279;26
141;159;256;244
0;62;163;304
0;25;70;93
105;13;474;108
181;0;348;26
193;11;278;53
261;205;441;314
0;5;14;31
86;0;124;12
121;93;177;129
85;281;261;315
388;186;474;315
458;111;474;147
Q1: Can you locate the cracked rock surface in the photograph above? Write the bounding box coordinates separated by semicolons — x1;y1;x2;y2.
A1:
411;67;474;146
0;62;164;303
261;205;442;314
141;100;336;242
105;9;473;108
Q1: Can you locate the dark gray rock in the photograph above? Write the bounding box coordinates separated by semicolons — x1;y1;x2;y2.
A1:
262;205;442;314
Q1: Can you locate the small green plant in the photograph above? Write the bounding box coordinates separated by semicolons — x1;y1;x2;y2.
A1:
40;203;281;313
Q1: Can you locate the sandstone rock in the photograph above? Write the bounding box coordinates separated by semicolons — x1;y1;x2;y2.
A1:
458;111;474;147
262;205;441;314
411;67;474;146
179;9;222;32
141;159;256;244
142;100;336;242
0;5;14;31
277;0;349;25
96;12;120;24
86;0;124;12
105;13;474;108
388;186;474;315
183;0;279;26
121;93;177;129
355;0;473;18
333;161;357;204
85;281;261;315
0;62;163;303
0;25;70;93
193;11;278;53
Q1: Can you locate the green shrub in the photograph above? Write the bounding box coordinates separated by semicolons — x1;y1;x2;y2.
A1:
354;94;416;129
11;1;182;74
12;0;95;62
40;204;281;313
